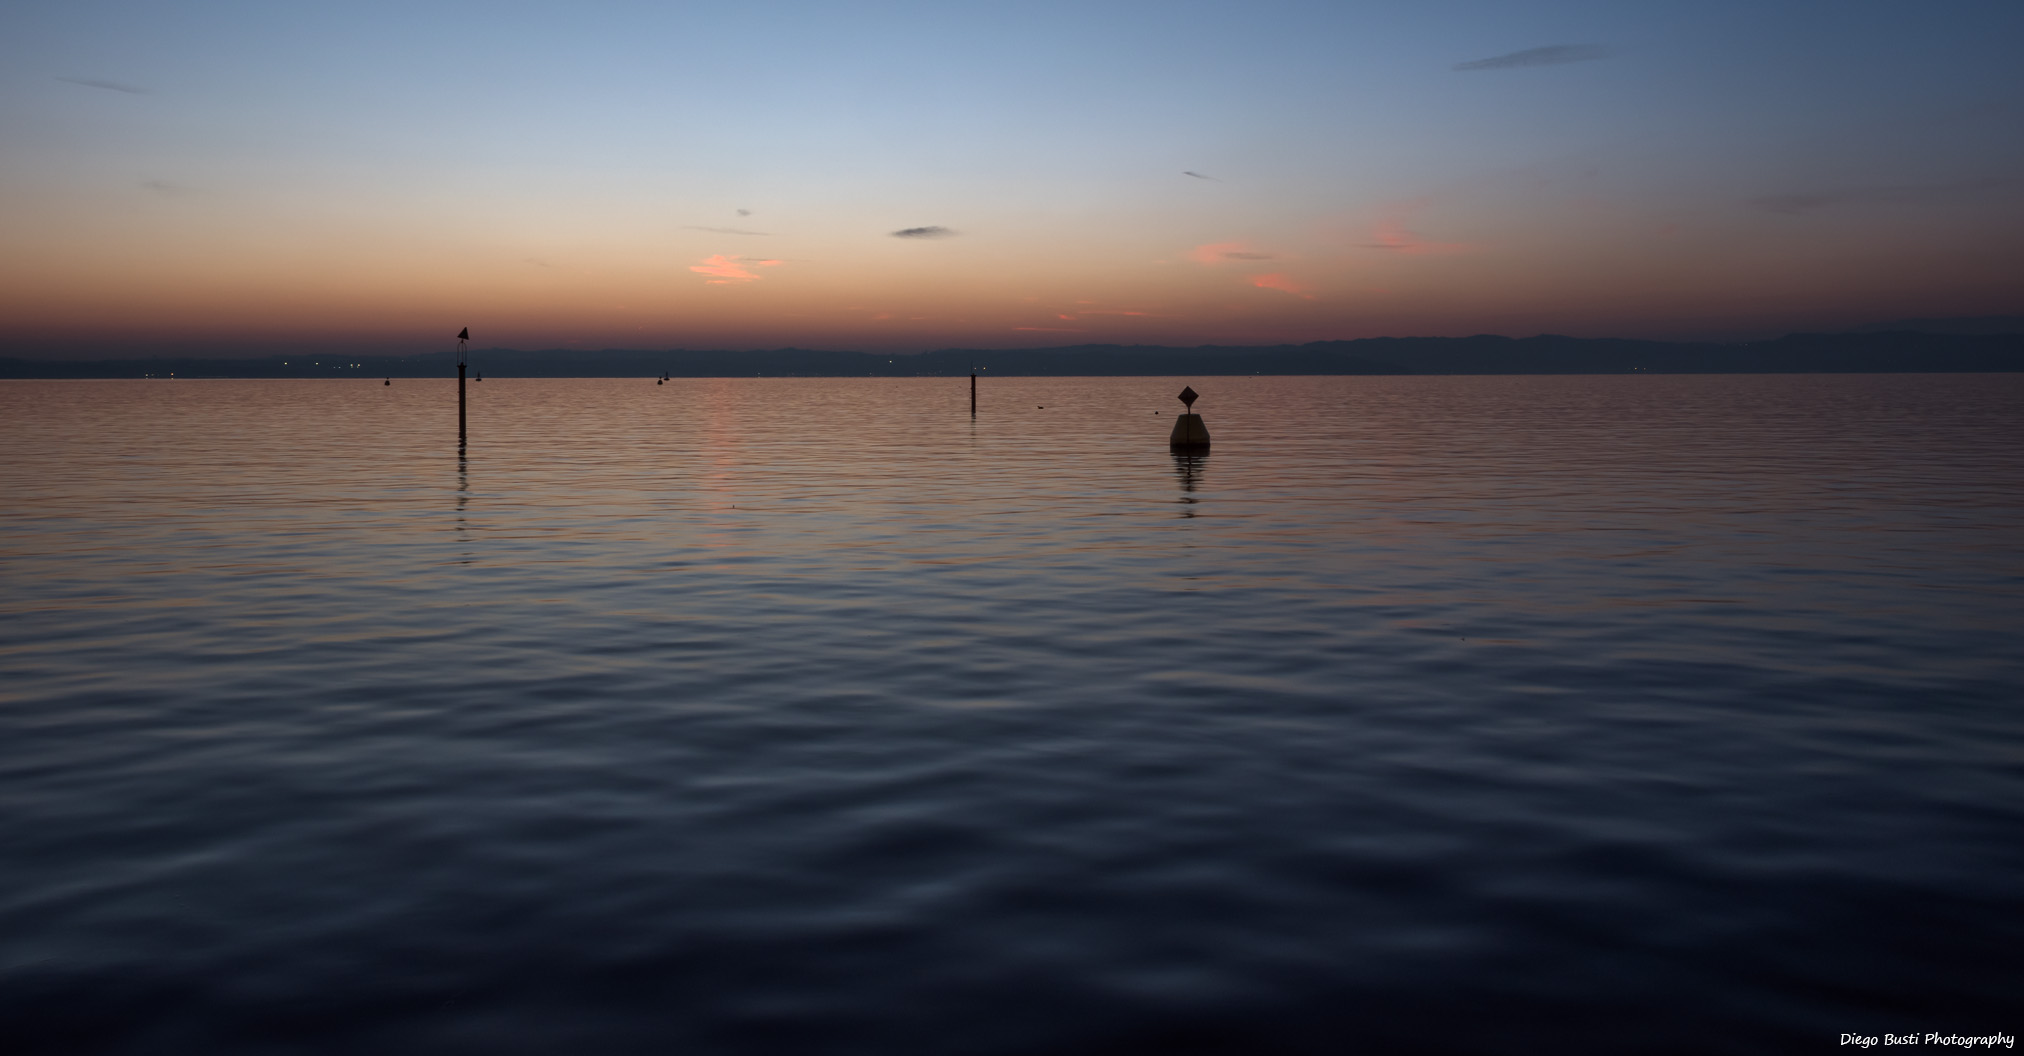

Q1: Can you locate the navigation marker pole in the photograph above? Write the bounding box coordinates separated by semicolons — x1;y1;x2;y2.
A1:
457;327;469;444
970;372;977;417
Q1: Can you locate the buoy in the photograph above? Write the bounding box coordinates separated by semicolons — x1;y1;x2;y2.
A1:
384;378;390;386
1169;385;1209;449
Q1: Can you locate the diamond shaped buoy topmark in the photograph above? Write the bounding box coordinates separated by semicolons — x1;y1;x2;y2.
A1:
1170;385;1209;449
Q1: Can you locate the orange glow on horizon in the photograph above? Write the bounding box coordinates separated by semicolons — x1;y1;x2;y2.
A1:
2;193;2018;355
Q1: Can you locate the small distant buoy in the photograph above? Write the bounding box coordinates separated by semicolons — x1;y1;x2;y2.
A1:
384;378;390;386
657;379;663;385
1170;385;1209;450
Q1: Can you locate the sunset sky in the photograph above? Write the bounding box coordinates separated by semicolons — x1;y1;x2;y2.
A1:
4;0;2021;357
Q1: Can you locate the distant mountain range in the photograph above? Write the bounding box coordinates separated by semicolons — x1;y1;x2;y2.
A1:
3;328;2019;379
1854;316;2024;336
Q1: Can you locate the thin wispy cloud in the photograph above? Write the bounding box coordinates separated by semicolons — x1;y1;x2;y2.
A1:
736;208;752;216
1188;242;1273;264
892;226;956;239
1361;201;1477;255
1050;302;1154;323
1182;171;1218;181
685;225;770;236
690;254;783;284
1364;218;1474;254
141;179;193;197
1454;44;1610;71
1250;273;1313;297
1753;177;2021;214
1188;241;1307;295
58;76;148;94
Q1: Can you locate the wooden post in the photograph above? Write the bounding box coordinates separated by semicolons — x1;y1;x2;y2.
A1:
456;327;469;444
970;372;976;416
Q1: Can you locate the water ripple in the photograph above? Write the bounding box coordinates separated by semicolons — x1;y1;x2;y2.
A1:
2;375;2020;1053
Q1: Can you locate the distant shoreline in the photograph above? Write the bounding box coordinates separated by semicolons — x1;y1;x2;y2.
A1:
2;331;2019;379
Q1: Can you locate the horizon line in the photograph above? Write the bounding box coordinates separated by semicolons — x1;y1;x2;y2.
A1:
8;322;2023;364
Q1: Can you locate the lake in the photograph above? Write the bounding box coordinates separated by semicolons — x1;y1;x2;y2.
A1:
2;374;2020;1054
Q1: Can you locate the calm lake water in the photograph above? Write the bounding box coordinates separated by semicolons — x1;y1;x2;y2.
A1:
2;375;2020;1054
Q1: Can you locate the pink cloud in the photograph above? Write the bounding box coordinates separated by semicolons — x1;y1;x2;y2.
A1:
1051;307;1154;321
1363;202;1476;256
690;254;783;284
1185;241;1311;295
1250;273;1312;297
1188;241;1274;265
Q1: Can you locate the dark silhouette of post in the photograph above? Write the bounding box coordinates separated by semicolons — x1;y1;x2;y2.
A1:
970;372;976;416
1170;385;1210;449
457;327;469;443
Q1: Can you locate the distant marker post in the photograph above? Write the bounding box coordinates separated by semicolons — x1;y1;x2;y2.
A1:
456;327;469;444
970;372;977;417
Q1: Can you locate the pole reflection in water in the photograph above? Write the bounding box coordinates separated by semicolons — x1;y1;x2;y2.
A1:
1170;450;1208;517
456;440;471;563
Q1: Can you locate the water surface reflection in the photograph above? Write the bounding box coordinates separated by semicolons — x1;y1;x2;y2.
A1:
1171;449;1208;516
0;375;2018;1054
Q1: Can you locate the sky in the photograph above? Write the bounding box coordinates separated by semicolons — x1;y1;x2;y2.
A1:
3;0;2022;357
